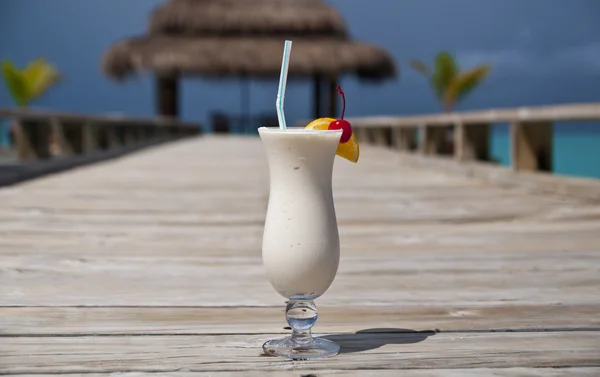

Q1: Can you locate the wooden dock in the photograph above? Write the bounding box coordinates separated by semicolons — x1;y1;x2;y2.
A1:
1;134;599;375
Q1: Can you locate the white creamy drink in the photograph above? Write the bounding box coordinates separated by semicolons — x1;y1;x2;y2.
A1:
260;39;358;359
258;127;342;300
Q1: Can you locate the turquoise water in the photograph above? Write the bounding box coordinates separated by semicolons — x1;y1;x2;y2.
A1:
490;123;600;180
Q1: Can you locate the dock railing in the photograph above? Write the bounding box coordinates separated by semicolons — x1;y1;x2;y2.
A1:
0;108;202;161
301;102;600;199
0;108;202;186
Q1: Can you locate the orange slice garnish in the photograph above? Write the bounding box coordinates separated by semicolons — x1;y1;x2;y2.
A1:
305;117;360;163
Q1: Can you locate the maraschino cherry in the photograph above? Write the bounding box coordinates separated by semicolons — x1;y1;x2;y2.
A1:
328;85;352;143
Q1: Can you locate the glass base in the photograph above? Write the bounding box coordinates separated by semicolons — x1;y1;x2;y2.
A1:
262;337;340;360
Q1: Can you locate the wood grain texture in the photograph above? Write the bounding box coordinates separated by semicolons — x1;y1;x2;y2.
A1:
351;145;600;201
12;370;600;377
1;136;599;374
1;304;599;335
2;332;599;374
1;249;599;307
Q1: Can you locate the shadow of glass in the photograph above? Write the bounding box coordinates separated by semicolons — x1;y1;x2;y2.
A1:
319;328;435;354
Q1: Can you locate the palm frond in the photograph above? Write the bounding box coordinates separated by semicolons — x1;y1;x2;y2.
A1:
22;58;61;102
443;64;491;110
1;60;29;107
431;51;458;99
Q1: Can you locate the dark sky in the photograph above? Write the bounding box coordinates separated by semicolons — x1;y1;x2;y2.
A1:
1;0;599;125
329;0;600;113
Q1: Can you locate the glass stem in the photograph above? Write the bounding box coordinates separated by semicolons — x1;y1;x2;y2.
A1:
291;328;312;344
285;300;318;345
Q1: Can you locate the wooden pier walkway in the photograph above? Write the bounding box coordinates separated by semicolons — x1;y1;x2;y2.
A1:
1;135;599;375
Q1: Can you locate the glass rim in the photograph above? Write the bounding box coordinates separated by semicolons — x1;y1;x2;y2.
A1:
258;126;342;134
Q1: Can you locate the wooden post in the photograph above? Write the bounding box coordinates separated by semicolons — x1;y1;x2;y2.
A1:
454;123;490;161
313;75;322;119
15;119;52;160
355;127;370;144
96;125;109;150
157;74;179;118
54;119;87;155
418;125;427;154
192;125;202;136
50;118;71;156
83;122;99;152
124;126;137;145
13;120;34;160
157;126;169;140
392;127;417;151
419;125;445;155
138;125;148;141
510;121;553;172
68;121;85;155
178;125;186;138
169;125;180;139
114;126;127;146
144;125;155;140
328;77;338;118
372;127;392;146
106;125;121;148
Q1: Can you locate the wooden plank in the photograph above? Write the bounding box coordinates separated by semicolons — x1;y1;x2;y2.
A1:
1;332;599;374
1;249;599;307
0;187;579;225
3;221;599;256
11;369;600;377
386;150;600;200
2;304;599;335
1;136;599;374
0;140;599;308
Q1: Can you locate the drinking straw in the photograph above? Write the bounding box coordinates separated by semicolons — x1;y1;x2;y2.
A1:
276;40;292;130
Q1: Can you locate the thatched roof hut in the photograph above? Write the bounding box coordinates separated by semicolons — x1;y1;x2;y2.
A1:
148;0;348;38
103;36;394;80
101;0;397;121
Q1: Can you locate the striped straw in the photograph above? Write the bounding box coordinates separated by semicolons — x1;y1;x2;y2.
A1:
276;40;292;130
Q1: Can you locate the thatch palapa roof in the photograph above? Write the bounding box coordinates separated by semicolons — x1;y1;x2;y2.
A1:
101;0;397;81
102;36;395;81
101;0;397;119
149;0;348;38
